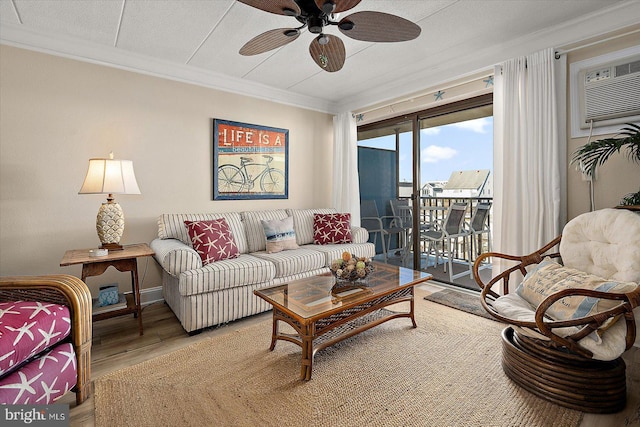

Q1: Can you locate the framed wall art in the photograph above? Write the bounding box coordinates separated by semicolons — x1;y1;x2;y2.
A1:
213;119;289;200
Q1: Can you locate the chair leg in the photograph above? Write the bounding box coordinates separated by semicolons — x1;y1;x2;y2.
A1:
371;233;378;252
470;233;475;261
467;234;476;279
423;240;437;268
445;239;453;280
381;232;388;262
449;235;474;281
370;232;385;261
433;241;440;267
386;233;394;261
401;231;411;267
467;235;473;278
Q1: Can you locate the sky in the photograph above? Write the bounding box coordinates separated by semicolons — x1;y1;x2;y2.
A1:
359;117;493;184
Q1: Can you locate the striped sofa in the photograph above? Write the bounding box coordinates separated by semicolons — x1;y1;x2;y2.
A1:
150;209;375;333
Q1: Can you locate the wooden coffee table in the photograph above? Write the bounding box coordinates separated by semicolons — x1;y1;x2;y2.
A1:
254;262;432;380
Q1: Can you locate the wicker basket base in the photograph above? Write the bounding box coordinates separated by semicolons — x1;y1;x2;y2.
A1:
501;327;627;414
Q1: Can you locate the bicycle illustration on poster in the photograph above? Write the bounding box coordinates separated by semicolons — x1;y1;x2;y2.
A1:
213;119;288;200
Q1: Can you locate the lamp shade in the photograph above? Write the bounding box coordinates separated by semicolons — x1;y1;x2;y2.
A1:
79;154;140;250
79;158;141;195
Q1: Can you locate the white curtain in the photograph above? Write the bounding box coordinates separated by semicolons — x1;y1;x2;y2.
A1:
332;112;361;226
493;47;567;261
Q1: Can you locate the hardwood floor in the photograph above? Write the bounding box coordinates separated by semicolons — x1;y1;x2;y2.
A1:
61;301;271;426
62;296;639;426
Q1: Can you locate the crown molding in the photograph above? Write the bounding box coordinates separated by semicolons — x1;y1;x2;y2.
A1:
2;1;638;117
0;23;340;114
336;0;640;114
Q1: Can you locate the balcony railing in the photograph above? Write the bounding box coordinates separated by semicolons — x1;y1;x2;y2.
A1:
399;196;493;288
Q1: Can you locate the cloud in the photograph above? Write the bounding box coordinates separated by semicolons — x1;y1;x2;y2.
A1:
422;145;457;163
451;117;491;133
421;128;441;136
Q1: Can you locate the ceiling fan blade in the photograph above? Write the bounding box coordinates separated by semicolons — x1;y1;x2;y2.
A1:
314;0;361;14
240;28;300;56
309;34;345;72
237;0;300;16
338;11;421;42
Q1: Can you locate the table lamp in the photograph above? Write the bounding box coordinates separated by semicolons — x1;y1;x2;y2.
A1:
79;152;141;251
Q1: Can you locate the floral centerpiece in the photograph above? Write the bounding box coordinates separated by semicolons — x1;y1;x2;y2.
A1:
330;252;374;284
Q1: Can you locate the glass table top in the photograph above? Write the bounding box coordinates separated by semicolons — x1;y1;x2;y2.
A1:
254;262;432;321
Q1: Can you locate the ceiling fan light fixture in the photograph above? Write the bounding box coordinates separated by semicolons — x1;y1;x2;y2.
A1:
320;1;336;15
308;16;324;34
282;7;298;16
317;34;329;45
338;20;354;31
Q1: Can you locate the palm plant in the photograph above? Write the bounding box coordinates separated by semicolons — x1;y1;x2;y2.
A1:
571;122;640;206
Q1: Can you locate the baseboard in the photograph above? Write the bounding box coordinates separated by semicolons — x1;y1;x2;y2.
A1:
140;285;163;307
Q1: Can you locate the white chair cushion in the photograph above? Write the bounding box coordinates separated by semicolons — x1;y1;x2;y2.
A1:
493;293;639;361
560;208;640;283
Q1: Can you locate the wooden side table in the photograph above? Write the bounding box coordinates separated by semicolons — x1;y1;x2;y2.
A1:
60;243;155;336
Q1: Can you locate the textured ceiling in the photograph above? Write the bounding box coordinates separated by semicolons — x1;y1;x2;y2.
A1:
1;0;639;113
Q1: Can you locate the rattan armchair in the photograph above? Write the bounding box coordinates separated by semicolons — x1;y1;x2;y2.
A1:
0;274;92;405
473;208;640;414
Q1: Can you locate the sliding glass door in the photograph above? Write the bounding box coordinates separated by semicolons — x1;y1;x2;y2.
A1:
357;94;494;288
418;102;493;287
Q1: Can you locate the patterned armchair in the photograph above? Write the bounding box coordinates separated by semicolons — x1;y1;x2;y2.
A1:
0;275;92;405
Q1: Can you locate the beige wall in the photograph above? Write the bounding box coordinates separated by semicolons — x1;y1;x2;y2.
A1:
2;30;639;295
0;45;333;294
565;29;640;220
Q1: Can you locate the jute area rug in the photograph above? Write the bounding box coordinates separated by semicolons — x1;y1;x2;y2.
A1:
94;288;583;427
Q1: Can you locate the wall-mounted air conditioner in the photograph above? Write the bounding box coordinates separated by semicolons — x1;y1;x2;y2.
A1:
577;55;640;130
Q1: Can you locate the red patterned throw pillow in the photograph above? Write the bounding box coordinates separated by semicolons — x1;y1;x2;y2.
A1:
185;219;240;264
313;213;352;245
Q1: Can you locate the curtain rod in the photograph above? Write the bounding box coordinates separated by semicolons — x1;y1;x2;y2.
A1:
555;28;640;59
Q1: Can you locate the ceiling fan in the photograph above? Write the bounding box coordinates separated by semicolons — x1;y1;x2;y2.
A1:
237;0;421;72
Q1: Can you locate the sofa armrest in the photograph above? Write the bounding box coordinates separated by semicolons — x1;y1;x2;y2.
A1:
150;238;202;277
0;275;92;404
351;226;369;244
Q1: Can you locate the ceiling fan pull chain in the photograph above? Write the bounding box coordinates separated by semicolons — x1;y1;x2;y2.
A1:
319;53;329;68
318;33;329;68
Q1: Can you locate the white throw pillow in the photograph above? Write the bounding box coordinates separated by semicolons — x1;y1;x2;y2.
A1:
516;257;637;322
261;216;299;254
